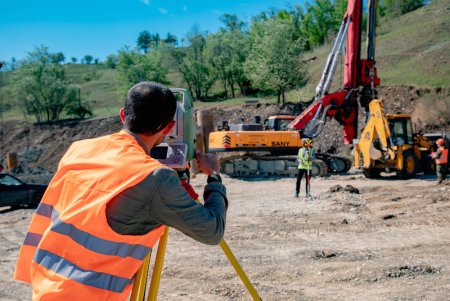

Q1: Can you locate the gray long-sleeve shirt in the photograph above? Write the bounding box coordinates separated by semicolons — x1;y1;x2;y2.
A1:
106;131;228;245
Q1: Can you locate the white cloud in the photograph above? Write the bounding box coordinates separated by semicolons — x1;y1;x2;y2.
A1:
158;8;168;14
140;0;150;6
182;5;188;12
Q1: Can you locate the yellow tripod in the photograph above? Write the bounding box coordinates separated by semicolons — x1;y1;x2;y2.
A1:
130;202;262;300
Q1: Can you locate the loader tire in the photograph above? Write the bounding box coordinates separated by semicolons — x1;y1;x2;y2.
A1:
397;151;416;179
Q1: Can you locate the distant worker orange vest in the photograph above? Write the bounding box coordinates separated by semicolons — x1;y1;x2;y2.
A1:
14;131;166;301
436;147;448;164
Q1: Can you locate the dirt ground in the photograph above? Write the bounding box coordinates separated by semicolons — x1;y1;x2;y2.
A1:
1;170;449;301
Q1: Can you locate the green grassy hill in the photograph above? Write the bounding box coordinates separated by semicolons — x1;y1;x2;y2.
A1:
291;0;450;100
1;0;449;122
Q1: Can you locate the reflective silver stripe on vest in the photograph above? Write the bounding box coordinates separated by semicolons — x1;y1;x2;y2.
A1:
34;249;132;293
51;217;151;260
23;232;43;247
36;203;53;218
35;203;152;260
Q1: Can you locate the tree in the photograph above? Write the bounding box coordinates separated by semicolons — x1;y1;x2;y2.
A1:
13;46;80;122
164;32;178;46
245;18;307;104
294;0;336;50
52;52;65;64
66;88;93;119
105;54;118;69
83;55;93;64
137;30;152;53
150;33;161;49
170;27;215;100
116;47;169;93
71;57;78;63
205;14;250;98
220;13;245;31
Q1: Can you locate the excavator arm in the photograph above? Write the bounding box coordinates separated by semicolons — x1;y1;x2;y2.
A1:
289;0;380;144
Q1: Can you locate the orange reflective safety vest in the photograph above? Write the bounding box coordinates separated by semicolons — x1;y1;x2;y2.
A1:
436;147;448;164
14;131;166;301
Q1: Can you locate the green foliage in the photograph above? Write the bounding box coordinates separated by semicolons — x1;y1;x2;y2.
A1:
65;88;93;119
205;15;250;98
294;0;337;51
137;30;152;53
137;31;164;53
83;55;93;64
380;0;425;18
105;54;118;69
170;27;215;100
116;47;169;94
13;46;80;122
163;33;178;46
245;18;307;104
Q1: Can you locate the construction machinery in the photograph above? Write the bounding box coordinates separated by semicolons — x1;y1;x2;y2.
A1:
208;115;351;177
209;0;377;178
353;100;435;178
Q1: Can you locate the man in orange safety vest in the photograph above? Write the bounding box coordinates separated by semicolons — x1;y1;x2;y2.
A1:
14;81;228;301
432;138;448;183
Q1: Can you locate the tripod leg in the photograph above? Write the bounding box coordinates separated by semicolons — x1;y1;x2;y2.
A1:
220;240;262;301
147;227;170;301
130;251;152;301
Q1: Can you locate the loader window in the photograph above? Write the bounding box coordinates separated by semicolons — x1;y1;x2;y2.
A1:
389;118;414;146
390;121;404;145
405;119;414;145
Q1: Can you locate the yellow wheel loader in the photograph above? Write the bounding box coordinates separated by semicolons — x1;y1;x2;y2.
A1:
353;99;434;178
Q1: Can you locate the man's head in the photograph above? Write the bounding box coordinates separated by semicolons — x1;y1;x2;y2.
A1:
121;82;177;135
436;138;445;147
303;138;312;148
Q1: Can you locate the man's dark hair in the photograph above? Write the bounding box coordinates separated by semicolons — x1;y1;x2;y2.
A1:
124;82;177;134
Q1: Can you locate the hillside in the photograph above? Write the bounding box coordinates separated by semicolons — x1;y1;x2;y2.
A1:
1;0;449;121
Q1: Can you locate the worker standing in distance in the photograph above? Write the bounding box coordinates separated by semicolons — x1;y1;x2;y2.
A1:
432;138;448;183
295;138;315;198
14;81;228;301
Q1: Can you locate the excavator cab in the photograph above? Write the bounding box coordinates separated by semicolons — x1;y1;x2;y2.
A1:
266;116;295;131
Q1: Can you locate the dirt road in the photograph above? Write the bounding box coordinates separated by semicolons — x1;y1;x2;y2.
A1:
1;171;449;300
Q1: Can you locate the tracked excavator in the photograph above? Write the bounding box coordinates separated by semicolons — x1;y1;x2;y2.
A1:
209;0;377;177
208;115;350;177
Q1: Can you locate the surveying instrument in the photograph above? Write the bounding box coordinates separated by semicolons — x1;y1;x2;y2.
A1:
130;89;261;301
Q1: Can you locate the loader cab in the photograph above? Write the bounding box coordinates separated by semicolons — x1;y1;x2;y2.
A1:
387;114;414;147
266;115;295;131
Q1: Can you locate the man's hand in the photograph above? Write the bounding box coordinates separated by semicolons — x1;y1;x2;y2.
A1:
195;150;220;176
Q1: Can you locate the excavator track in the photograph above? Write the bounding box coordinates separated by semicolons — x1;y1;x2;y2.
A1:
218;153;329;178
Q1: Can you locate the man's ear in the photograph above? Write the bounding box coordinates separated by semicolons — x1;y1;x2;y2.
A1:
119;108;125;124
162;120;175;135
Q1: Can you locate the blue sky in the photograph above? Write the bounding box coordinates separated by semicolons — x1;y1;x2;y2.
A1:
1;0;300;63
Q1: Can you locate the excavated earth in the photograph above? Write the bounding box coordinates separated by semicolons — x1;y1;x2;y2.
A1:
0;85;449;300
